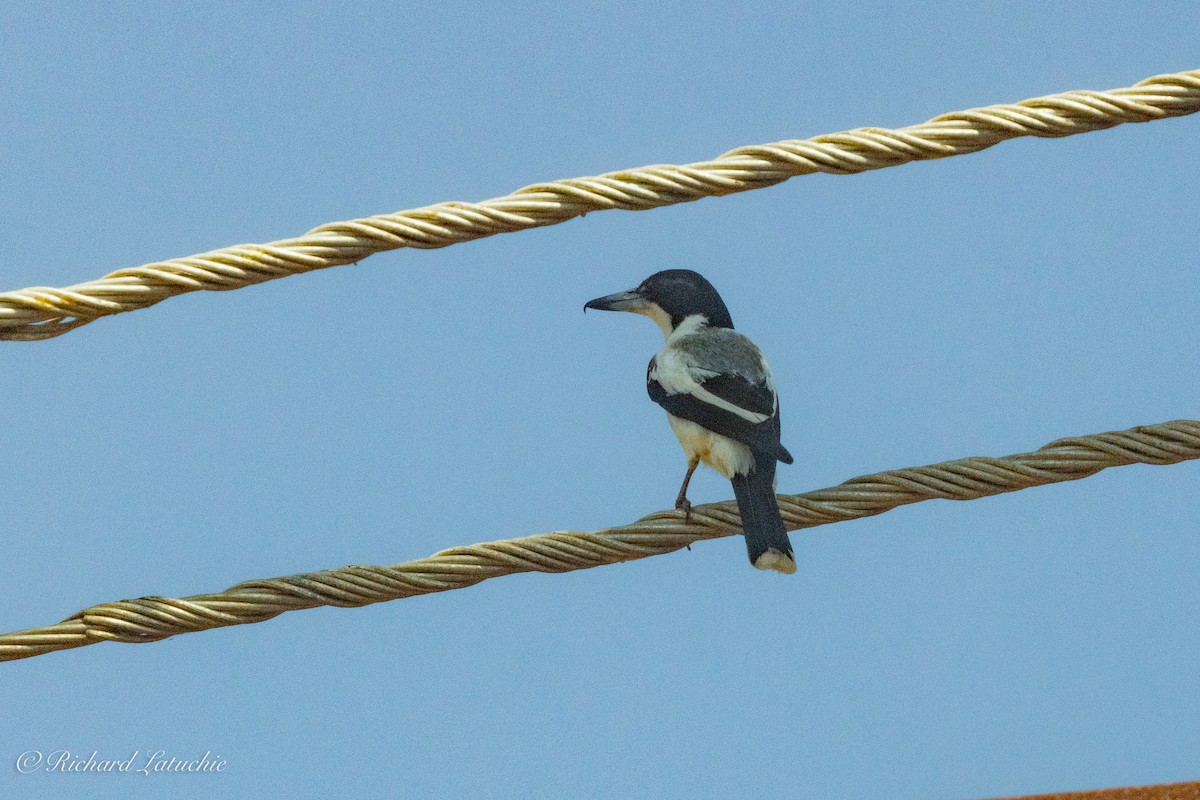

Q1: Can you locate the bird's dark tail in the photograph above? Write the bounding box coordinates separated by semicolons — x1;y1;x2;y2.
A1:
730;460;796;574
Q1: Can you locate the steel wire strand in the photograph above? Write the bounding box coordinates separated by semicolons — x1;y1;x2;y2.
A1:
1;419;1195;662
1;69;1197;341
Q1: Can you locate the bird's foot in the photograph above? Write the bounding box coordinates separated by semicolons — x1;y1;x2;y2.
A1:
675;496;693;522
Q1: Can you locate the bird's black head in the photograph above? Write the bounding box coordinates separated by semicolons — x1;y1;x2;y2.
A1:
584;269;734;335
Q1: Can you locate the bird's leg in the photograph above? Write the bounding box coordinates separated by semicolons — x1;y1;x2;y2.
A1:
675;459;700;522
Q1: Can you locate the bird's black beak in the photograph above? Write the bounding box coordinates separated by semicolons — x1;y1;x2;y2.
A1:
584;289;647;313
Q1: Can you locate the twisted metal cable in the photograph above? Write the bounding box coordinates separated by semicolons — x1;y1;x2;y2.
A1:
1;68;1198;341
2;419;1195;663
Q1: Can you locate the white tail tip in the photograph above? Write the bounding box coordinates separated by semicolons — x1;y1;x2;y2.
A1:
752;549;797;575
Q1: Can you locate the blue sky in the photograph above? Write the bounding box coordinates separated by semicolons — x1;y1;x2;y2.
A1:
2;3;1197;798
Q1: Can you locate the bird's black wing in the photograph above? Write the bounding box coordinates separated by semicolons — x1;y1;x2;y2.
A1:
647;358;793;463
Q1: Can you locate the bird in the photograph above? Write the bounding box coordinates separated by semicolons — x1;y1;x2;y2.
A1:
585;269;796;574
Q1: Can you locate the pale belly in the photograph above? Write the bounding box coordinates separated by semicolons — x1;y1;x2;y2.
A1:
666;414;755;478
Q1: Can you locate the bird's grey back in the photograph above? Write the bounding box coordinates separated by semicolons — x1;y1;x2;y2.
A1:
670;327;768;382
